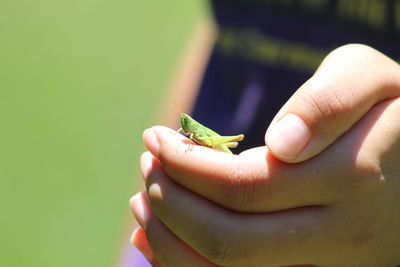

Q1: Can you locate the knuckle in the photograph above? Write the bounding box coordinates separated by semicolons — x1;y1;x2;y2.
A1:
350;230;377;250
301;79;352;130
345;210;380;251
201;230;230;264
348;158;383;195
221;158;267;211
201;225;246;266
333;152;383;200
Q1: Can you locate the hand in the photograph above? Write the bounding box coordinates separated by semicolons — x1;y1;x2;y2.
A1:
131;44;400;266
265;44;400;163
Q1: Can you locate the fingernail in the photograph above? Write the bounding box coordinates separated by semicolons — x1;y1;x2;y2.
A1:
143;128;160;157
267;114;311;160
130;228;138;245
130;192;150;227
131;227;154;262
140;152;153;181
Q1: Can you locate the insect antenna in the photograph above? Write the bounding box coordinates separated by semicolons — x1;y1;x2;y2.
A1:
172;100;184;115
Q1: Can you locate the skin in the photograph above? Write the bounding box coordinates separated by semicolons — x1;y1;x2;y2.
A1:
132;44;400;266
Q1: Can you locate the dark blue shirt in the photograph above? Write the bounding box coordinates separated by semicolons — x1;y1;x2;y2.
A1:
192;0;400;152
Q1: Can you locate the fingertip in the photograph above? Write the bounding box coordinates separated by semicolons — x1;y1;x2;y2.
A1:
130;227;141;246
131;227;154;262
130;191;151;227
266;114;311;162
144;126;187;158
143;128;160;157
140;151;154;180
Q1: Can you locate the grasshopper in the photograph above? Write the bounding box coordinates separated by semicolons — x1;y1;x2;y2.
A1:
178;113;244;154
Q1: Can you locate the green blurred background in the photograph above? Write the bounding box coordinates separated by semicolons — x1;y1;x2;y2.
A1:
0;1;206;266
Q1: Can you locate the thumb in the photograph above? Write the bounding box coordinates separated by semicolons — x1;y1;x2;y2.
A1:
265;44;400;163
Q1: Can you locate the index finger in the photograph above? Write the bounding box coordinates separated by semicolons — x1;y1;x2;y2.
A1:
143;126;335;212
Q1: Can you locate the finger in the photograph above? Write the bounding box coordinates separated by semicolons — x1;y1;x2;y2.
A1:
145;162;334;267
142;99;400;267
142;127;335;212
130;192;221;267
130;227;158;266
265;44;400;163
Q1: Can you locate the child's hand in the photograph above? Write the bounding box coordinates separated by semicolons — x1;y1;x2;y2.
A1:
131;44;400;266
265;44;400;163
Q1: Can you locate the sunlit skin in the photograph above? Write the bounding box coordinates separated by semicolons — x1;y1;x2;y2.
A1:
132;44;400;266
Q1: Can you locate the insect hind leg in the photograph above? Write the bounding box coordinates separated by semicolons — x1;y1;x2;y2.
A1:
225;142;238;148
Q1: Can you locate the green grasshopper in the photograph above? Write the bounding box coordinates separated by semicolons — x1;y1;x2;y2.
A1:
178;113;244;154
